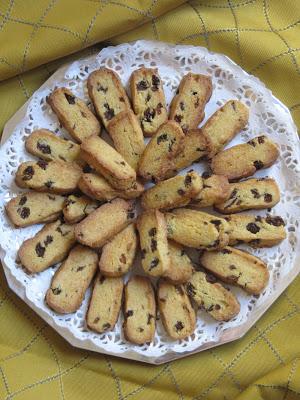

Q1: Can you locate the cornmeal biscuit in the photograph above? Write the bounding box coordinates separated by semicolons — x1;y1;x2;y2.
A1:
107;110;145;170
186;271;240;321
165;209;230;250
172;129;208;171
169;73;212;133
123;276;156;344
75;198;136;248
138;121;184;182
200;246;269;295
99;224;138;277
141;171;203;210
15;160;82;194
46;245;98;313
227;214;286;247
164;241;194;284
202;100;249;158
63;194;99;223
211;135;279;181
25;129;80;162
87;68;131;129
130;67;168;136
47;87;101;143
80;135;136;190
137;210;170;277
78;173;144;201
18;220;76;273
87;273;124;333
6;192;65;227
158;279;196;340
191;173;231;208
215;178;280;214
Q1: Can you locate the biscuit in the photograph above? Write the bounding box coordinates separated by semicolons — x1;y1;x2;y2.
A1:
211;135;279;181
63;193;99;223
215;178;280;214
78;173;144;201
136;209;170;277
186;271;240;321
172;129;208;171
123;276;156;344
202;100;249;158
141;171;203;210
18;220;76;273
6;192;65;227
87;68;131;129
200;246;269;295
158;279;196;340
130;67;168;136
75;198;136;248
107;110;145;170
80;135;137;190
138;121;184;182
226;214;286;247
164;241;193;284
165;208;230;250
25;129;80;162
86;273;124;333
191;173;231;208
15;160;82;194
45;245;98;313
47;87;101;143
169;73;212;133
99;224;138;277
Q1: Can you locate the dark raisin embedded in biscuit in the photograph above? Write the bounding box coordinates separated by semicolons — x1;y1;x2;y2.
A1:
65;93;76;104
221;248;232;254
258;136;265;144
76;266;85;272
264;193;273;203
119;97;125;102
179;101;185;111
186;282;196;297
23;166;34;181
174;115;182;123
202;171;212;179
248;140;256;147
103;323;111;330
175;321;184;331
251;189;260;198
35;242;45;257
103;103;115;121
137;80;149;91
52;287;62;295
215;304;221;310
44;235;53;246
148;228;157;237
246;222;260;234
45;180;53;188
144;108;155;122
19;196;27;205
37;160;48;170
156;102;163;114
253;160;264;170
19;207;30;219
184;175;192;186
119;254;126;264
177;189;185;196
149;257;159;271
151;75;160;91
265;215;285;226
150;239;157;252
138;327;144;332
229;265;236;270
97;84;108;93
125;310;133;318
146;93;151;102
205;274;217;283
37;141;51;154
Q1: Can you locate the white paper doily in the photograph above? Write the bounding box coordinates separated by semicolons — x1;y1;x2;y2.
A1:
1;40;300;364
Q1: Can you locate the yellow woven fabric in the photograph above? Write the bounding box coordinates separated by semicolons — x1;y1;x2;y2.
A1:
1;1;300;399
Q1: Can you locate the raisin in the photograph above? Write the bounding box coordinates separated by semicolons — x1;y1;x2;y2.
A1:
248;139;256;147
265;215;285;226
119;97;125;102
207;305;214;312
211;220;221;228
102;323;111;330
127;211;135;220
97;84;108;93
177;189;185;195
215;304;221;310
156;102;163;115
221;248;231;254
151;75;160;91
148;228;157;237
144;108;155;122
168;138;176;153
186;282;196;297
257;136;265;144
264;193;273;203
174;114;182;123
19;196;27;205
120;161;126;166
147;314;154;324
76;266;85;272
149;257;159;270
104;107;115;121
52;287;62;295
192;91;198;95
136;80;149;91
37;160;48;170
35;243;45;257
251;189;260;198
246;222;260;234
151;239;157;252
44;235;53;246
138;327;144;332
202;171;212;179
253;160;264;170
65;93;76;104
146;93;151;102
175;321;184;331
184;175;192;187
20;207;30;219
37;141;51;154
194;97;199;108
229;265;236;270
22;166;34;181
93;317;100;323
179;101;185;111
45;180;53;188
205;274;217;283
125;310;133;318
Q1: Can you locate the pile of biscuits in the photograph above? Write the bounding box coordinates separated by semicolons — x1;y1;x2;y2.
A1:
6;67;287;345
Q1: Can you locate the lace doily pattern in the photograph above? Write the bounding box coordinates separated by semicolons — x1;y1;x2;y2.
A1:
1;41;300;363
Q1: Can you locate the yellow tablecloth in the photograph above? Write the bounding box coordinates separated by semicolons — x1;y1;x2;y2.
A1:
1;1;300;399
